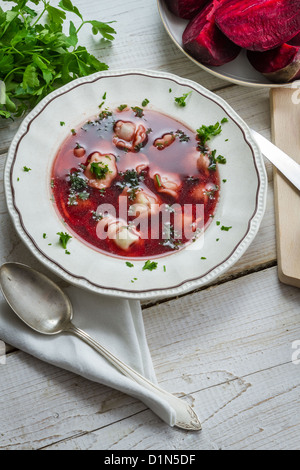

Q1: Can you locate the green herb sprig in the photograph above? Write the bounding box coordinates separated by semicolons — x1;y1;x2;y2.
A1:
57;231;72;249
0;0;116;120
142;260;158;271
174;91;192;107
90;161;112;180
197;118;228;147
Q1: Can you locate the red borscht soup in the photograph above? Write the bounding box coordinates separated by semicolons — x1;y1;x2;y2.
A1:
52;107;222;258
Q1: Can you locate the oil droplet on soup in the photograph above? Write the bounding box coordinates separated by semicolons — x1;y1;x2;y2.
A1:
51;108;221;258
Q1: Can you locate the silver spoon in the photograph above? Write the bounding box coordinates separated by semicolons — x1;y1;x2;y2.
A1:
0;262;201;431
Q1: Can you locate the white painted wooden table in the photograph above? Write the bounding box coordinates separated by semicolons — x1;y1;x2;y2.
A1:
1;0;300;451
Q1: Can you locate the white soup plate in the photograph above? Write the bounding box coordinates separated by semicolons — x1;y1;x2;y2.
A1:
5;69;267;300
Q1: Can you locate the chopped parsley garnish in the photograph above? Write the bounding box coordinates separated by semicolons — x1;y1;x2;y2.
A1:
126;262;134;268
186;176;199;183
77;191;90;201
155;174;162;187
90;161;112;179
118;104;128;111
205;185;219;200
102;92;107;100
57;232;72;250
91;211;103;222
69;171;88;191
216;221;221;226
60;122;65;127
223;179;227;183
221;225;232;231
117;169;144;193
71;129;76;135
174;91;192;107
134;142;144;152
197;122;223;146
201;257;207;260
142;260;158;271
176;130;190;142
208;150;227;171
161;223;183;250
127;187;140;201
163;265;166;272
99;110;113;120
116;169;145;201
142;98;149;107
216;155;227;164
67;168;90;206
43;233;47;239
169;88;172;93
197;118;228;147
131;106;144;118
68;192;77;206
23;166;31;172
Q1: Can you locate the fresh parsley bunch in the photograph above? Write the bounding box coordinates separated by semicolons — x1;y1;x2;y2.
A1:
0;0;116;119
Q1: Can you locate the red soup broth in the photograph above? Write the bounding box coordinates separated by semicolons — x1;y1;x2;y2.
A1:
51;107;220;258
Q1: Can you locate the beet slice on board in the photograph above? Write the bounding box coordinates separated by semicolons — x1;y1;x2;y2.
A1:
165;0;209;20
247;44;300;83
215;0;300;52
182;1;241;66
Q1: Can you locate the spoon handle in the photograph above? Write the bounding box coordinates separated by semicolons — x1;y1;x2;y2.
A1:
68;324;201;431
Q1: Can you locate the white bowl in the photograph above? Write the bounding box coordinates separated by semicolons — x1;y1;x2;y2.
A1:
5;69;267;299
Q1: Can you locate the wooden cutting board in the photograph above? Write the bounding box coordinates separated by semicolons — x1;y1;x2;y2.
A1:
270;88;300;288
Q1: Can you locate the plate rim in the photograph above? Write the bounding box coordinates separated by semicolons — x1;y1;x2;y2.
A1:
5;68;268;299
157;0;297;89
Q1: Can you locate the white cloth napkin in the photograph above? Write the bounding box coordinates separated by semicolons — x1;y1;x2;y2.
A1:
0;285;176;426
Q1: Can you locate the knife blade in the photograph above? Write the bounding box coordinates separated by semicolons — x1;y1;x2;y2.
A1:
251;129;300;192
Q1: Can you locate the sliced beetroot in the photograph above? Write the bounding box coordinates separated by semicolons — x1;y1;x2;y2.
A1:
289;32;300;47
165;0;209;20
215;0;300;52
247;44;300;83
182;1;241;66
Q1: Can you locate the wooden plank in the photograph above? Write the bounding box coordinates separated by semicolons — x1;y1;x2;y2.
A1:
271;88;300;287
0;267;299;449
43;362;300;450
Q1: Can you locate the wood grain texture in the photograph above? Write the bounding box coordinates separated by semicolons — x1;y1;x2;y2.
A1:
271;88;300;287
1;268;300;450
43;363;300;450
